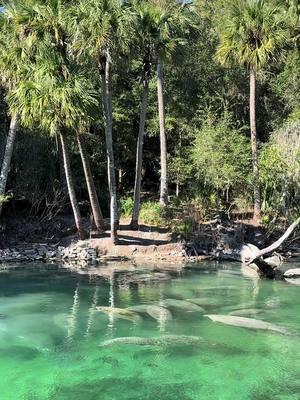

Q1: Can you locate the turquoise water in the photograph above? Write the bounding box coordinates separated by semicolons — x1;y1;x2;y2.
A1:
0;261;300;400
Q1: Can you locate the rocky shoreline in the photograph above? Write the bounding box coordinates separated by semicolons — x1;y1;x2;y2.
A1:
0;240;190;265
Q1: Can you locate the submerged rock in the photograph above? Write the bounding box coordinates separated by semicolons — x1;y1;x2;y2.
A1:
95;307;141;322
285;278;300;286
205;314;291;335
100;334;204;347
284;269;300;278
162;299;205;312
127;305;172;321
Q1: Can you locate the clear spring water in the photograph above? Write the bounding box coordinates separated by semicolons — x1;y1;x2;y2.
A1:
1;261;300;400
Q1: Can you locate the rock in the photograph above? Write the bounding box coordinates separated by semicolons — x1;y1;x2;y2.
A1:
205;314;291;335
241;264;261;279
284;269;300;278
264;254;283;267
240;243;260;264
95;306;142;322
285;278;300;286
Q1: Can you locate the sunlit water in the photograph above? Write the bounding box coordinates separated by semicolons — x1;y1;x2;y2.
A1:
1;261;300;400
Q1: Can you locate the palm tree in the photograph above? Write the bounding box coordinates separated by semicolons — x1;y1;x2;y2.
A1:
130;1;154;230
0;114;18;215
0;5;26;215
148;0;188;207
7;0;99;239
69;0;130;244
216;0;286;223
77;131;105;232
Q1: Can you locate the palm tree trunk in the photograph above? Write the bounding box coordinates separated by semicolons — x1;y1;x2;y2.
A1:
131;80;149;230
249;69;261;223
59;132;85;240
101;49;118;244
0;114;18;216
157;56;168;207
77;134;104;232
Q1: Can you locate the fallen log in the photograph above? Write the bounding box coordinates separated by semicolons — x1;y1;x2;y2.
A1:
220;217;300;278
240;217;300;265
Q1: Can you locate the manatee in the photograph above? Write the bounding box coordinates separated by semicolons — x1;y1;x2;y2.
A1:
163;299;205;312
127;305;172;321
205;314;291;335
95;307;141;322
186;297;217;306
100;334;204;347
146;305;173;321
228;308;265;317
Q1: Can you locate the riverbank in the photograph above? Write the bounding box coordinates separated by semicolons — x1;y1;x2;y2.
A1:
1;215;300;268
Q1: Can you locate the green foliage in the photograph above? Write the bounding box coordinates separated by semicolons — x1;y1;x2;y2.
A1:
191;112;252;197
259;120;300;214
120;197;134;218
0;193;12;206
139;201;163;226
0;0;300;227
216;0;287;71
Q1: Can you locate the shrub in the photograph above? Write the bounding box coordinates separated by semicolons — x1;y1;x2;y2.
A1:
191;112;252;200
119;197;134;218
139;201;163;226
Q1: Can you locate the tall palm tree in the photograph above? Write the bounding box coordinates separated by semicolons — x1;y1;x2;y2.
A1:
130;1;154;230
0;5;26;215
7;0;99;239
148;0;188;207
216;0;287;223
69;0;130;244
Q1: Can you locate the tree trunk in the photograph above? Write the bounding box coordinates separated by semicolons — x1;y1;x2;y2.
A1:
59;132;85;240
101;49;118;244
249;70;261;223
157;56;168;207
131;80;149;230
77;134;104;232
0;114;18;216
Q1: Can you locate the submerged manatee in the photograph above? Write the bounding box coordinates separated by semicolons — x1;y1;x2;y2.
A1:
100;334;204;347
127;305;172;321
162;299;205;312
95;307;141;322
205;314;291;335
147;305;173;321
228;309;265;317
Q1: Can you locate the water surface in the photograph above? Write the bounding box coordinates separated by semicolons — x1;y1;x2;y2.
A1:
0;261;300;400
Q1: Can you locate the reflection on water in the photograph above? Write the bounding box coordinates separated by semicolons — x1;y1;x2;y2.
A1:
0;261;300;400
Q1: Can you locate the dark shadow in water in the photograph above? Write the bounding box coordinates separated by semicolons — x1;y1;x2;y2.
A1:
0;345;41;361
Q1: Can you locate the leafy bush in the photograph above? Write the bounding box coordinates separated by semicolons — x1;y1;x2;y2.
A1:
0;193;12;206
139;201;163;226
119;197;134;218
259;120;300;215
191;112;252;199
